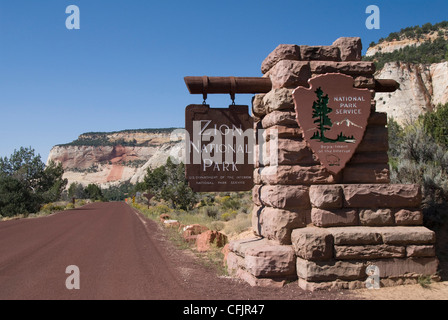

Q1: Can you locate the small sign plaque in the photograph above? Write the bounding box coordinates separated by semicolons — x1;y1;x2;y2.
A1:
293;73;371;174
185;104;254;192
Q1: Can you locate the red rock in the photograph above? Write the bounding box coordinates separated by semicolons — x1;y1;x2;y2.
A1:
263;88;295;113
269;60;311;89
182;224;209;240
259;165;335;185
311;208;358;227
265;126;303;140
371;257;438;278
359;209;394;226
253;206;307;245
267;66;305;90
342;164;390;184
245;243;296;277
334;244;406;260
332;37;363;61
261;110;297;129
291;227;333;261
406;245;436;257
299;45;340;61
343;184;422;208
276;138;318;165
394;209;423;226
252;94;266;117
259;185;310;209
261;44;301;74
196;230;228;252
309;185;343;209
310;61;375;75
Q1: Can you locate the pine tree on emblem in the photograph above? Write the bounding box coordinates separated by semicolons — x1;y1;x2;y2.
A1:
311;87;332;142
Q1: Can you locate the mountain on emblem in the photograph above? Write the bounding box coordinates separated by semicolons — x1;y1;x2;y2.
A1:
292;73;371;175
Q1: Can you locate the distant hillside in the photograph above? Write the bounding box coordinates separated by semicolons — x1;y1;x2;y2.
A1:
58;128;181;147
48;128;184;188
364;21;448;69
362;21;448;124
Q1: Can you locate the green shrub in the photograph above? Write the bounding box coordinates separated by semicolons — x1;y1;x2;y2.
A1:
65;203;75;210
221;210;238;221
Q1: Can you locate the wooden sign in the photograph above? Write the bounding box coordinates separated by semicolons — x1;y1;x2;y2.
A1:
185;104;254;192
292;73;371;174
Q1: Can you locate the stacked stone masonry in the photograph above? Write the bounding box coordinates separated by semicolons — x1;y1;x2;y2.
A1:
227;37;439;290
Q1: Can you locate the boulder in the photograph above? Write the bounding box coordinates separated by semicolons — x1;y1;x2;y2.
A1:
196;230;228;252
182;224;209;241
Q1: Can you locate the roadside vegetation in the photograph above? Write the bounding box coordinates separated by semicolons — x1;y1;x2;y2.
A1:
388;102;448;275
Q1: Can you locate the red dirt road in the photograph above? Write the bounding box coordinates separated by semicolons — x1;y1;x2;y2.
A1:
0;202;351;300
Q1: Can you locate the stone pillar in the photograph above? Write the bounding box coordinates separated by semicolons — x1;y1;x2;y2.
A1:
226;37;439;290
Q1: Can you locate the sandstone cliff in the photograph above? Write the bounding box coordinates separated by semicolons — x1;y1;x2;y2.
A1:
47;129;183;189
375;61;448;124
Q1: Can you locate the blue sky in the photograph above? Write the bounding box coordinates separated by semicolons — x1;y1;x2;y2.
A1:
0;0;447;161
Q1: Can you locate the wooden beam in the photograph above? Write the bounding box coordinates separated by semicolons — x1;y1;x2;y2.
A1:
184;76;399;94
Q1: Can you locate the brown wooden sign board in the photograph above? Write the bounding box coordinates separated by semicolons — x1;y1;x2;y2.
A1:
292;73;371;174
185;104;254;192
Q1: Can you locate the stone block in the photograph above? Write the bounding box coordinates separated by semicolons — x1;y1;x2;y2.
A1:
263;88;295;113
309;185;343;209
259;185;310;209
296;257;364;282
261;44;301;74
265;126;303;141
380;226;435;245
369;257;439;278
311;208;358;227
359;209;394;226
328;226;383;245
252;94;266;117
276;139;317;165
342;164;390;184
253;206;307;245
228;237;267;257
332;37;362;61
245;244;296;277
406;245;436;257
310;61;375;75
226;252;244;275
269;60;311;89
261;110;297;128
343;184;422;208
259;165;335;185
236;268;294;288
291;227;333;261
394;209;423;226
299;45;340;61
334;244;406;260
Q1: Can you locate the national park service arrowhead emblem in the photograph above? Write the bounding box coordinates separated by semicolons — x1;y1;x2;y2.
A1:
292;73;371;175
